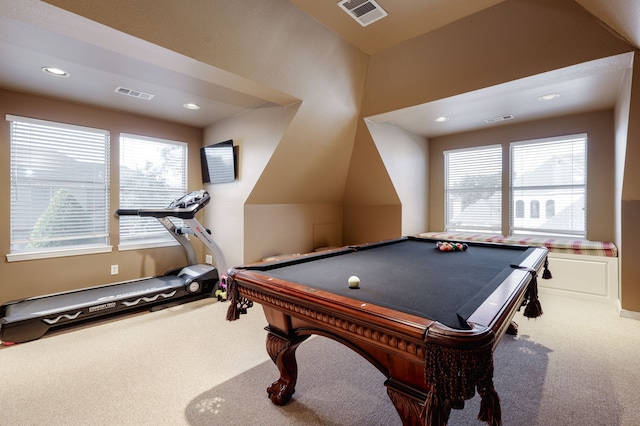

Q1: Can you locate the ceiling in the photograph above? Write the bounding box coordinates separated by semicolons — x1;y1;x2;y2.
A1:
0;0;638;136
0;0;287;129
290;0;640;56
368;52;632;137
289;0;508;55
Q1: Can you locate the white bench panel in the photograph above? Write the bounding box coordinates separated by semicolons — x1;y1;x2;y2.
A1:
540;252;619;304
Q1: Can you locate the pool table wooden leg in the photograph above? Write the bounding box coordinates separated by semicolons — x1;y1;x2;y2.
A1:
386;386;424;425
265;330;310;406
386;379;452;426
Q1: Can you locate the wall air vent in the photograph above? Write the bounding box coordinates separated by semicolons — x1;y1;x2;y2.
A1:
114;87;154;100
338;0;388;27
485;114;515;123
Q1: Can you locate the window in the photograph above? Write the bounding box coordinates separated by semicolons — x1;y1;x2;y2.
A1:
510;134;586;237
7;115;110;258
119;134;187;248
546;200;555;218
530;200;540;218
515;200;525;218
444;145;502;233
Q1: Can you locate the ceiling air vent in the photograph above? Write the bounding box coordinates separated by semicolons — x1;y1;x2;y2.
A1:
338;0;388;27
485;114;515;123
115;86;154;100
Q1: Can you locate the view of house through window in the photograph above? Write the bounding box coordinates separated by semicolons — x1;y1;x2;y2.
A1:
119;134;188;247
444;133;587;238
7;115;110;255
510;134;586;237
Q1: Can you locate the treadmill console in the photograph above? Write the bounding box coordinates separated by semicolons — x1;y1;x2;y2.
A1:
116;190;210;219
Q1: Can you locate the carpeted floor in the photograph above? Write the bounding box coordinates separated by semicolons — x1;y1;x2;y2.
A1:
1;292;640;425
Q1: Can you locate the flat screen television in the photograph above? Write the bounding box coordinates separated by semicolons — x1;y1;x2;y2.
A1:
200;140;237;184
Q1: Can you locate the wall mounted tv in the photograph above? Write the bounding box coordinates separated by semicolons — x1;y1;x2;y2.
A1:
200;140;237;184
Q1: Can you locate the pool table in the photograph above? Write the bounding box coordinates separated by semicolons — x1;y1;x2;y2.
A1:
226;236;549;426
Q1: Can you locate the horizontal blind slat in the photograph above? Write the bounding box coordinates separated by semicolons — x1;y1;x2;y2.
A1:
510;134;586;237
119;135;187;244
445;145;502;233
9;116;110;253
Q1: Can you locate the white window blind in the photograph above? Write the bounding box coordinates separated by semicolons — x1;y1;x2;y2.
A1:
444;145;502;233
510;134;586;237
119;134;187;246
7;115;110;254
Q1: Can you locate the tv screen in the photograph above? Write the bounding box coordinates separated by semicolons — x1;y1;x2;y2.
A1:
200;140;237;184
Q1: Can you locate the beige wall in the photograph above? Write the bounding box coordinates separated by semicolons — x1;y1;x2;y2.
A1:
361;0;630;118
244;204;343;263
365;120;429;237
613;59;632;310
202;103;302;267
6;0;640;313
44;0;369;269
619;55;640;313
428;110;615;240
0;89;204;303
345;0;631;243
343;0;640;313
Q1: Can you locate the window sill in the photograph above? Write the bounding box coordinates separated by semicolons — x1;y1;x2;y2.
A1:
6;245;113;262
117;241;179;251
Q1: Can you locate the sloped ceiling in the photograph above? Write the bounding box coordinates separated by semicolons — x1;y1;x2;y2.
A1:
289;0;639;55
574;0;640;48
289;0;638;137
0;0;637;136
287;0;508;55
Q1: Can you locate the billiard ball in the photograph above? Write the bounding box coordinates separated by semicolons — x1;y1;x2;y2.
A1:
348;275;360;289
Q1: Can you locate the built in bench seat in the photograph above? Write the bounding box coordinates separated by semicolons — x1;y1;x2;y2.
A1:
416;232;617;257
417;232;619;305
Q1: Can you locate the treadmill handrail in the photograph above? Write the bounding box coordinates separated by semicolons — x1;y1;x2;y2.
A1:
115;190;210;219
114;190;229;279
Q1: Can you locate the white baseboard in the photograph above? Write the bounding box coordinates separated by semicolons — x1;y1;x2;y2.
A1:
619;308;640;321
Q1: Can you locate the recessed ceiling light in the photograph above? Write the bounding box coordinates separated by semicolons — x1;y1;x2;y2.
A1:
42;67;70;77
183;103;200;110
538;93;560;101
434;116;448;122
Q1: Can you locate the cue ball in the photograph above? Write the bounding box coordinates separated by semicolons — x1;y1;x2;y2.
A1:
348;275;360;289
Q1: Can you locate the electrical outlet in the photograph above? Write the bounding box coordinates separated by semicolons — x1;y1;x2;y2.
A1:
205;254;213;265
110;264;119;275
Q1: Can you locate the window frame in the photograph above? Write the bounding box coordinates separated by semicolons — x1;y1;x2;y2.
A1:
444;144;503;234
509;133;587;238
6;115;111;262
118;133;188;251
442;133;588;238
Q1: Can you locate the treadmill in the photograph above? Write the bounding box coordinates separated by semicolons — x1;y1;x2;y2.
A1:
0;190;228;344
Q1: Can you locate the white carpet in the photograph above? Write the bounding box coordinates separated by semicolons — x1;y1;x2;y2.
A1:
2;293;640;425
